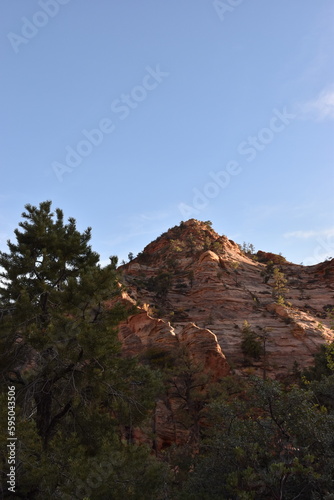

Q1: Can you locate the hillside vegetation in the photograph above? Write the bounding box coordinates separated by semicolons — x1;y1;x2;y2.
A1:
1;203;333;499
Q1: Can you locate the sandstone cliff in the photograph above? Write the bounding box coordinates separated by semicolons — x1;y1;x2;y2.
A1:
118;219;334;379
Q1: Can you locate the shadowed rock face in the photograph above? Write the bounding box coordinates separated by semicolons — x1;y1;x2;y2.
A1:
118;311;229;378
117;307;230;451
118;219;334;379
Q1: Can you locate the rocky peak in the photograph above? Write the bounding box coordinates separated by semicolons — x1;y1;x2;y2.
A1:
118;220;334;380
131;219;244;269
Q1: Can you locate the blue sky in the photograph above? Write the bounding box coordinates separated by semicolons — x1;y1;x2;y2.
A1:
1;0;333;266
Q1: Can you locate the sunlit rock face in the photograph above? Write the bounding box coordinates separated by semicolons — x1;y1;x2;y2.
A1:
118;219;334;379
113;220;334;450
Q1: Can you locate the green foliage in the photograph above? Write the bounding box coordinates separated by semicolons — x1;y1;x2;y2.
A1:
328;306;334;330
261;260;275;283
272;267;288;304
0;201;163;498
135;250;152;264
146;271;173;301
170;239;185;252
203;220;213;228
241;321;262;361
140;346;177;370
164;348;211;444
146;346;212;447
257;250;287;265
326;342;334;371
185;234;204;255
240;241;256;255
203;236;212;251
176;378;334;499
276;294;285;306
2;201;333;499
231;261;240;285
303;342;334;382
211;240;222;253
128;252;134;261
307;373;334;415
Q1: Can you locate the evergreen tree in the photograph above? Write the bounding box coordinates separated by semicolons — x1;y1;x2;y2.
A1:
177;378;334;499
272;267;288;304
0;201;164;498
240;320;262;361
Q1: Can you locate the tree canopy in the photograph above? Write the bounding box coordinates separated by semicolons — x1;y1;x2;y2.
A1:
0;201;165;498
1;201;333;499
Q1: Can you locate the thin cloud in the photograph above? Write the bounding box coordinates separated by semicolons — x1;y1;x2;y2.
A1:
284;228;334;239
138;210;171;222
298;87;334;121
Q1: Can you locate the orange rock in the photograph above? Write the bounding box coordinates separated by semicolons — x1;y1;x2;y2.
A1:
119;219;334;378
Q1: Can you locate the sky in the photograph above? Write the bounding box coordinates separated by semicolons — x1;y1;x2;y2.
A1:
1;0;334;266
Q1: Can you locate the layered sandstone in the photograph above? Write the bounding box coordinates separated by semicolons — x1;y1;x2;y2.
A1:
118;311;229;378
118;219;334;379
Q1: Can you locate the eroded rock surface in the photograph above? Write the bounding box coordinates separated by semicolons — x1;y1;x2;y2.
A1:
119;219;334;378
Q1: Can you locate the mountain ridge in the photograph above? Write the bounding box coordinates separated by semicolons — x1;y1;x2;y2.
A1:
118;218;334;379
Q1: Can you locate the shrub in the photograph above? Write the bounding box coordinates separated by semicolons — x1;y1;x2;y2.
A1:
241;321;262;360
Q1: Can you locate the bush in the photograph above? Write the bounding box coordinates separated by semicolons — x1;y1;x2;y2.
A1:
257;250;287;265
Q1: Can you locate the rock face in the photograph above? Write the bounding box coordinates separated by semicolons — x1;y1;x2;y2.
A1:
114;284;230;450
118;311;229;378
119;219;334;379
113;219;334;450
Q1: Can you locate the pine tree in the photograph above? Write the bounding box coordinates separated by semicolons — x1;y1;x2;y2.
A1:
177;378;334;499
272;267;288;304
240;320;262;361
0;202;120;442
0;201;164;498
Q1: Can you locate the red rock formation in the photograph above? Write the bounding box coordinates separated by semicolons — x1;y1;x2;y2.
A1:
113;219;334;450
115;308;229;450
119;219;334;379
